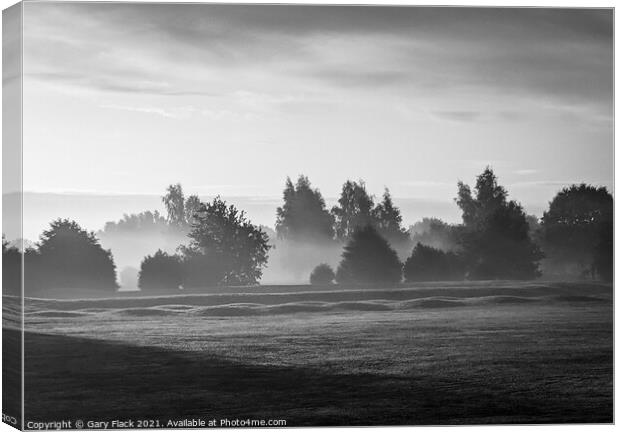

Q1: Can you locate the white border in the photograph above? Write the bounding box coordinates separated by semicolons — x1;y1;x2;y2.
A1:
0;2;615;432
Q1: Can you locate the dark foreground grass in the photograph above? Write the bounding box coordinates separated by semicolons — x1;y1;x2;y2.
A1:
3;328;22;426
23;324;612;425
18;282;613;426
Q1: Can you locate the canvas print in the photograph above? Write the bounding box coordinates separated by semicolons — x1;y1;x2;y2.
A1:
2;3;614;429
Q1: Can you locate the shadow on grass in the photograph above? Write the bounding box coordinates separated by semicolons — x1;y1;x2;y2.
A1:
22;329;612;426
3;328;22;426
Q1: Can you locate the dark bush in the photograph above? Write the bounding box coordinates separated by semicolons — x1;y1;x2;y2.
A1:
181;252;227;289
336;226;402;284
138;250;183;291
30;219;118;293
404;243;464;282
541;184;613;280
309;264;335;285
276;175;335;242
593;220;613;282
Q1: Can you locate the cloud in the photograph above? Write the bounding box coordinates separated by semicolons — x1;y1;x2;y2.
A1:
100;103;259;121
513;169;539;176
21;3;611;122
432;110;482;123
399;180;454;188
99;104;196;119
27;72;218;97
307;67;413;89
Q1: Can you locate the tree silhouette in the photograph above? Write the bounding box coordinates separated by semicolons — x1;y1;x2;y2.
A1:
275;175;335;242
332;180;375;242
594;220;613;282
138;250;183;291
372;188;410;246
336;226;402;284
24;247;42;296
456;168;543;280
33;219;118;292
2;235;21;296
182;251;228;288
162;183;186;226
403;243;464;282
456;168;507;228
100;211;168;234
185;194;203;227
180;197;271;287
540;184;613;280
309;263;336;285
409;218;461;252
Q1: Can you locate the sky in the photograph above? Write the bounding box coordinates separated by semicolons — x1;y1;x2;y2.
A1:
12;4;615;237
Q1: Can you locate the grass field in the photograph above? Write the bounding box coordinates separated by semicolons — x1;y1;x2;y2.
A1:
10;281;614;426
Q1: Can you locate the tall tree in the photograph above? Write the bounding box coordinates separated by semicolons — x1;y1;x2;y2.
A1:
332;180;375;241
275;175;335;242
185;194;203;226
372;188;410;246
181;197;271;286
456;168;507;228
540;184;613;280
162;183;186;226
336;226;402;284
100;211;168;234
456;168;543;280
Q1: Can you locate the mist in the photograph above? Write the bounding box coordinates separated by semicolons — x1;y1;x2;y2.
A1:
261;237;343;285
98;227;189;291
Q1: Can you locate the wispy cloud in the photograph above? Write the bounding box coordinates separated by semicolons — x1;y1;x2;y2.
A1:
100;104;195;119
100;103;259;121
23;3;612;122
399;180;454;188
432;110;482;123
513;169;539;176
27;72;218;97
19;3;613;206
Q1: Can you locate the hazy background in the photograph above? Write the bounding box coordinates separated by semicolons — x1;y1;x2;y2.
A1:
9;5;613;242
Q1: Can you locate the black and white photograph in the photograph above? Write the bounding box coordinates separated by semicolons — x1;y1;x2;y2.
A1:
1;2;614;428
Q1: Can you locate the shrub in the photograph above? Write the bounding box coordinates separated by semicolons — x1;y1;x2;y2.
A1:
336;226;402;284
309;264;335;285
181;252;227;289
138;250;183;290
33;219;118;292
404;243;464;282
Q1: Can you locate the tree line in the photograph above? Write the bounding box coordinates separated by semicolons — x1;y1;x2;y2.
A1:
3;167;612;296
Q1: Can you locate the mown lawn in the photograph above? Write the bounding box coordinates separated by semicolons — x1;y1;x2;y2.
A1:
20;281;613;426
